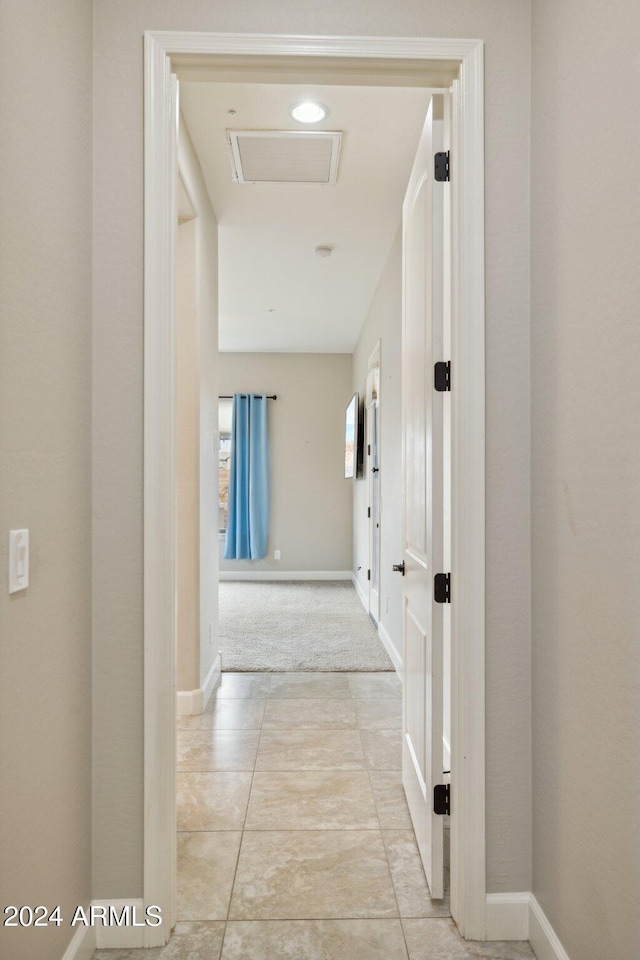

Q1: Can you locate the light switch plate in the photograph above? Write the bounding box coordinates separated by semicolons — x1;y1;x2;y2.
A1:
9;529;29;593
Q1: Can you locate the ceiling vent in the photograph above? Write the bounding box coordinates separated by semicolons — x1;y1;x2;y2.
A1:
227;130;342;184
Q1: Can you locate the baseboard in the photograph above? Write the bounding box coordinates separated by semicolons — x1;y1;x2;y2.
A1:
485;892;530;940
378;620;403;676
529;894;571;960
60;923;96;960
93;899;146;950
177;652;222;715
177;688;198;715
219;570;352;581
202;651;222;708
352;573;369;610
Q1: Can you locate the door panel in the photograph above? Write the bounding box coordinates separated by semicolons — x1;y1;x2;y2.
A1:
401;94;446;901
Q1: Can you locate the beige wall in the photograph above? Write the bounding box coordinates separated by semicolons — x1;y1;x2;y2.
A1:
352;229;404;663
176;217;200;691
219;353;353;574
531;2;640;958
0;2;93;959
93;0;531;896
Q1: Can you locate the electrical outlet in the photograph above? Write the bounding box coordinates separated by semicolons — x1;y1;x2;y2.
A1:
274;549;281;560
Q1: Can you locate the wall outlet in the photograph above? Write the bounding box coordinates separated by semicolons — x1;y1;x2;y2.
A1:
274;549;281;560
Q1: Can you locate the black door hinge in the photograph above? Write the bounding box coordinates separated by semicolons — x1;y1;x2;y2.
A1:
434;151;450;182
368;444;371;455
434;783;450;816
367;507;371;518
434;361;451;392
367;569;371;581
434;572;451;604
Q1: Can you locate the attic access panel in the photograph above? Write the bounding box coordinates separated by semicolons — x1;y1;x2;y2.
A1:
227;130;342;184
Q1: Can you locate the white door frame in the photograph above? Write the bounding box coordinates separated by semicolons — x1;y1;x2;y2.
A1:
144;30;485;943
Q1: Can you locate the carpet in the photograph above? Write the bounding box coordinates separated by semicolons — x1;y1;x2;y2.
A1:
218;580;393;672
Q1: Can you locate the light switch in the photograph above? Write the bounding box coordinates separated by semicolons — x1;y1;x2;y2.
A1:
9;529;29;593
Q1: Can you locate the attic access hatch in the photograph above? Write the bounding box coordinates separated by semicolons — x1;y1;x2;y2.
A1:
227;130;342;184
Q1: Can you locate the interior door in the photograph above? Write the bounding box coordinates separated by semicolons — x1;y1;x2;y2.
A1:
401;94;447;900
368;399;381;623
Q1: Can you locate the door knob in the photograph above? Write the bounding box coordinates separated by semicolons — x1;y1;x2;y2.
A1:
392;562;405;575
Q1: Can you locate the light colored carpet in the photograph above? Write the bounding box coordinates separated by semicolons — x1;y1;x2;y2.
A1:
218;580;393;672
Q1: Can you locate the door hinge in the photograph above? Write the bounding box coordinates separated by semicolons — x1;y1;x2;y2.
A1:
434;572;451;604
368;444;371;455
434;783;450;816
367;569;371;581
434;151;450;182
367;506;371;518
434;361;451;392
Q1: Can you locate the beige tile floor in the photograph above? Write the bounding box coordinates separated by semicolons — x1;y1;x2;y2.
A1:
94;672;535;960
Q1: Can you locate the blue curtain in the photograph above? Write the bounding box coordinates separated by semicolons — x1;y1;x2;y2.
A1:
224;394;269;560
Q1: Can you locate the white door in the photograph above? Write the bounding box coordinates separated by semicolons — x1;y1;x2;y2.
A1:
368;399;381;623
400;94;448;900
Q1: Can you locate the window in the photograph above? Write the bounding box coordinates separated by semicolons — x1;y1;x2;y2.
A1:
219;399;233;535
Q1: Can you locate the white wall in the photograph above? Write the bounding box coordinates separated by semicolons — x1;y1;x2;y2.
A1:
531;2;640;958
352;229;404;666
92;0;531;897
219;353;353;575
0;3;93;958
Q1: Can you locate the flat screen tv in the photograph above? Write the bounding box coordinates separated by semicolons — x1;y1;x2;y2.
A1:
344;393;363;479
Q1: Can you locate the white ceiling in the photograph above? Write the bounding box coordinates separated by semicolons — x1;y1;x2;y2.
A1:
179;82;433;353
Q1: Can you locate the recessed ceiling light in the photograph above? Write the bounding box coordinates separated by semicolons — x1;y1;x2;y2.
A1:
291;101;328;124
314;246;333;258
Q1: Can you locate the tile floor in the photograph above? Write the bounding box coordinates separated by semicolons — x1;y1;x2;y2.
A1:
94;672;535;960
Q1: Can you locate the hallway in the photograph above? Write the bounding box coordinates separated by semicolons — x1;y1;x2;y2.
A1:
95;672;534;959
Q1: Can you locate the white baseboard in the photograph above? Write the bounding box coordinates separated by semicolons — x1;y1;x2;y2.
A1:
93;899;146;950
60;900;153;954
177;652;222;715
485;892;530;940
60;923;95;960
219;570;352;581
529;894;571;960
352;573;369;610
177;688;198;715
378;620;402;677
202;651;222;708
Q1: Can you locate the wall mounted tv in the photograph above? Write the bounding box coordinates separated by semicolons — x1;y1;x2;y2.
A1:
344;393;364;479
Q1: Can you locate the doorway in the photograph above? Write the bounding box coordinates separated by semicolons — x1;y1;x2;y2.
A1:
144;31;486;947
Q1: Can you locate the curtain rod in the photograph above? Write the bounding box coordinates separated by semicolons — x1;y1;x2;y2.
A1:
219;394;277;400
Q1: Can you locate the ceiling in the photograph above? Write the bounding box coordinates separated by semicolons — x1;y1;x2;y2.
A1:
179;81;433;353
